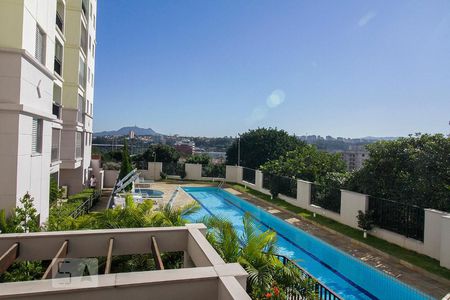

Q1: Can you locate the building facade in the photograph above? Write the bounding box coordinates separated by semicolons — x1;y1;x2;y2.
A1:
340;146;369;171
0;0;97;223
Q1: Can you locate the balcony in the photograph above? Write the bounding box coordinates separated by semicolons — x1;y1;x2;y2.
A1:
56;12;64;32
0;225;249;300
51;145;59;162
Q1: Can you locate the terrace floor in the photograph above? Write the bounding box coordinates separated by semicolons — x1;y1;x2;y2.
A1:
106;181;450;298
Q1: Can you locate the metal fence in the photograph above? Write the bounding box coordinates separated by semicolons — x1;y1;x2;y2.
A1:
242;167;256;184
162;162;185;176
310;184;341;214
262;173;297;199
69;191;100;218
201;164;225;178
271;253;342;300
369;196;425;241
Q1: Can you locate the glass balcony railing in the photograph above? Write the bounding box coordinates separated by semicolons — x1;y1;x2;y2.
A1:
51;145;60;162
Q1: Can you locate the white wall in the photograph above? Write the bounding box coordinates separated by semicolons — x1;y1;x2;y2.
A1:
147;162;162;180
185;163;202;180
103;170;119;188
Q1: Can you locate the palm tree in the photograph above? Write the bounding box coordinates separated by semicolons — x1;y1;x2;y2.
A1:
203;213;316;300
151;202;200;227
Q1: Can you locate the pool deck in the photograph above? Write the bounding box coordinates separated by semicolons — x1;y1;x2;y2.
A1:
151;181;450;299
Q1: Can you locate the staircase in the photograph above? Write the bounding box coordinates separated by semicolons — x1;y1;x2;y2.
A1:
91;188;113;212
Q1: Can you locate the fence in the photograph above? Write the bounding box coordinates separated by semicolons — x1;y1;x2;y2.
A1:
262;173;297;199
369;196;425;241
310;183;341;214
242;167;256;184
201;164;225;178
69;191;100;218
162;162;185;176
272;253;342;300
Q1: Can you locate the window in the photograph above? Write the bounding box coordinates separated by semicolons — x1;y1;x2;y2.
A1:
76;132;82;158
93;15;96;29
78;56;86;88
54;40;63;75
35;25;46;64
80;23;88;54
51;128;60;162
88;67;91;83
32;118;43;154
77;94;83;123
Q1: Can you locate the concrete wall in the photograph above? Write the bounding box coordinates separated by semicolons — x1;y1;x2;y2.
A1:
440;216;450;269
103;170;119;188
147;162;162;180
226;166;242;184
340;190;368;229
185;163;202;180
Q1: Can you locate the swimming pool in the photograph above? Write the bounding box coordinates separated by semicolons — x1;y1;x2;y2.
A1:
183;187;434;300
134;188;164;198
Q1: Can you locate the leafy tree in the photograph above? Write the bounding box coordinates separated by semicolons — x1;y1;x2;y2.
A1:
346;134;450;211
226;128;304;169
260;145;347;183
119;140;133;191
203;214;316;299
139;144;180;163
49;177;61;205
185;153;210;165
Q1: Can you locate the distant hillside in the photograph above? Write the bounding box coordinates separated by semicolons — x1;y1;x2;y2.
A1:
94;126;161;137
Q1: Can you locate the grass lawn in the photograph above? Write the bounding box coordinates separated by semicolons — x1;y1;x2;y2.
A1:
230;183;450;281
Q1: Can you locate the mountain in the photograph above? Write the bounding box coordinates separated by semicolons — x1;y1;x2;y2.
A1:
94;126;161;137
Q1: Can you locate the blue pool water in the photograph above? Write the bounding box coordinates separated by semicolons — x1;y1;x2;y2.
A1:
183;187;434;300
135;188;164;198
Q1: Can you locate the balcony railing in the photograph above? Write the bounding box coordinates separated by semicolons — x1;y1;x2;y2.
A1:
56;12;63;32
52;102;62;119
54;57;62;76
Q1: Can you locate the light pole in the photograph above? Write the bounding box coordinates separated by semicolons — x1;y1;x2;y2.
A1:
153;152;156;180
237;134;241;166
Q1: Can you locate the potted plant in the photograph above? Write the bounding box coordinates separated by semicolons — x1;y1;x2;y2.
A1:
357;210;374;238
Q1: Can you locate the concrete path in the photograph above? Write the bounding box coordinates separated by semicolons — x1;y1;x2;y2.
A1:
91;188;112;212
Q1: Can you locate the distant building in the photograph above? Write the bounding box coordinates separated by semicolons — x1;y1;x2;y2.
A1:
129;130;136;139
175;139;195;155
340;146;369;171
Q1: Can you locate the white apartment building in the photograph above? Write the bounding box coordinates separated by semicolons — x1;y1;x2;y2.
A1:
0;0;97;223
340;146;369;171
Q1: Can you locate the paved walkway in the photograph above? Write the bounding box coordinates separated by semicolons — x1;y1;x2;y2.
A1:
224;187;450;299
91;188;112;212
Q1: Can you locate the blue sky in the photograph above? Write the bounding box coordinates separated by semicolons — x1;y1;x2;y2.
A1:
94;0;450;137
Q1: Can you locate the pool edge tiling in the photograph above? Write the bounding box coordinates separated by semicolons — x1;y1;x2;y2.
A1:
183;186;435;300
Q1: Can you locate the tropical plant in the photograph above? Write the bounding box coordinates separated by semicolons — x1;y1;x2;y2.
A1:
226;128;305;169
203;213;315;299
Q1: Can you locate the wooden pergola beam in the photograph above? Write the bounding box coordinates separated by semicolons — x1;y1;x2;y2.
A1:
42;240;68;280
104;238;114;274
150;236;164;270
0;243;19;274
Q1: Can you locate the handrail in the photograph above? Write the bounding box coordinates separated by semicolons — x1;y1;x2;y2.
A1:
69;191;100;218
271;253;342;300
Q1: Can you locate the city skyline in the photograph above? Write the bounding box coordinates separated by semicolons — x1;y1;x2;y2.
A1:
94;0;450;137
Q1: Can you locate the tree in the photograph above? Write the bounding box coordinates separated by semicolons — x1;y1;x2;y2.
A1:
260;145;347;183
119;139;133;184
226;128;304;169
49;177;61;205
203;214;315;299
185;154;210;165
346;134;450;212
139;144;180;163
